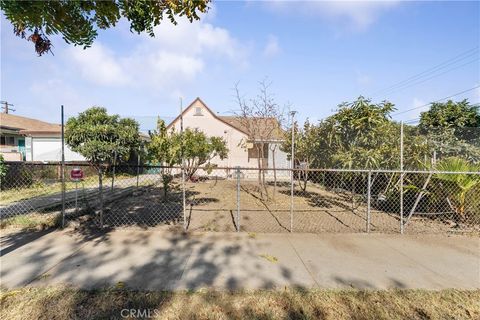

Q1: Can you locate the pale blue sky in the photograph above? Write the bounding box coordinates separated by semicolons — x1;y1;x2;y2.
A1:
1;1;479;131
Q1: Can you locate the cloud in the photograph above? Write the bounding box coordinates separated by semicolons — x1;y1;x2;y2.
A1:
263;35;281;58
29;79;89;115
69;43;130;86
69;18;249;89
265;0;400;31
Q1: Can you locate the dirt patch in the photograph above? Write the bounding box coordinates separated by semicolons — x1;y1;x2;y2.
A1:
183;179;461;234
93;178;475;234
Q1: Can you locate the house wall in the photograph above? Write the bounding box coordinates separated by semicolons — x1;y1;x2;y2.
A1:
268;142;290;168
169;100;290;170
1;133;25;161
169;100;251;167
26;137;85;162
1;151;22;161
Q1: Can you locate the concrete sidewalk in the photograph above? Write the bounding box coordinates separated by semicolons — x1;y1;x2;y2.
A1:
1;229;479;290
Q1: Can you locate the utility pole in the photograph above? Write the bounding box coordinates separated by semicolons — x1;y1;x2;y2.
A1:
1;101;15;114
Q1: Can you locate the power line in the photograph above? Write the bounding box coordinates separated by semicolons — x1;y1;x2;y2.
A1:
378;58;478;97
391;85;480;117
370;47;479;97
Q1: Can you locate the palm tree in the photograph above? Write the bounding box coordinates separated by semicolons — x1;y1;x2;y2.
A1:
435;157;480;220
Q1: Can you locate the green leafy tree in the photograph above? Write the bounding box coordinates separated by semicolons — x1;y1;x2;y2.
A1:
420;100;480;140
281;119;320;191
66;107;140;166
0;154;7;188
434;157;480;221
147;121;228;199
286;97;431;171
182;128;228;180
419;100;480;163
0;155;6;179
322;96;397;169
65;107;140;224
147;119;181;200
1;0;210;56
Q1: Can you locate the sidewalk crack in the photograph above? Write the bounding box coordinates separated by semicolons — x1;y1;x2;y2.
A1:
287;236;320;288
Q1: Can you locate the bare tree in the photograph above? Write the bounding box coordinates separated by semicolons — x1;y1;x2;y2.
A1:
233;79;286;198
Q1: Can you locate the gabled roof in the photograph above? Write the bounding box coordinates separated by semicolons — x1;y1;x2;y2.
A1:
0;113;61;135
167;98;284;140
167;97;249;135
218;116;284;140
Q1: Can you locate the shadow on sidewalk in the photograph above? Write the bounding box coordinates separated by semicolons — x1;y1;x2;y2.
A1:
0;228;55;257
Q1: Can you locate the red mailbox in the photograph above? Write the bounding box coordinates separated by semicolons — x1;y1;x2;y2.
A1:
70;167;84;181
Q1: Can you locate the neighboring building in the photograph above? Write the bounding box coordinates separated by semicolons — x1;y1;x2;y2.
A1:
0;113;85;162
167;98;290;169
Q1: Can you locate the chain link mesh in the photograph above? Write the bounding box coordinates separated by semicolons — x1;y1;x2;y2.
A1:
1;163;479;234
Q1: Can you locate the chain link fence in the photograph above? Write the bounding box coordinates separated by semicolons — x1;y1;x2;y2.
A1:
1;163;479;234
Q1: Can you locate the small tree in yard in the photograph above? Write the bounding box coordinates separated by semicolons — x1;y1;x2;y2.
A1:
148;120;229;199
281;119;319;191
435;157;480;221
182;129;228;180
234;80;286;197
65;107;140;224
147;119;181;201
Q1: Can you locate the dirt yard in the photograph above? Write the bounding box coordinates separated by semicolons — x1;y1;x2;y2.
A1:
99;178;463;234
184;179;459;233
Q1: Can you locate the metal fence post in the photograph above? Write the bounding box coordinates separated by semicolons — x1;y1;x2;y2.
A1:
111;150;116;191
182;165;186;231
290;110;296;233
400;122;404;234
99;168;104;228
136;151;140;189
180;97;186;231
60;105;66;228
366;170;371;233
236;166;241;232
290;168;294;233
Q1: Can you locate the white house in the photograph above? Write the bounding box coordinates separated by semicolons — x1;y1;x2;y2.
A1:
0;113;85;162
167;98;290;171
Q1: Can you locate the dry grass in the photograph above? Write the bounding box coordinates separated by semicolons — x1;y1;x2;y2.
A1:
1;287;478;320
0;174;133;205
0;213;61;231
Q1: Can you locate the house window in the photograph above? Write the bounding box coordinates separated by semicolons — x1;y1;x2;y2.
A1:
194;107;203;116
0;136;15;146
248;143;269;159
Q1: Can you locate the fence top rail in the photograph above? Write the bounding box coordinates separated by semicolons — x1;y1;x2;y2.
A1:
5;162;480;175
202;167;479;175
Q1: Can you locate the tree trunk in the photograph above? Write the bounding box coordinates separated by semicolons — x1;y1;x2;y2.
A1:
301;168;308;192
256;145;262;187
162;174;169;201
98;168;104;227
